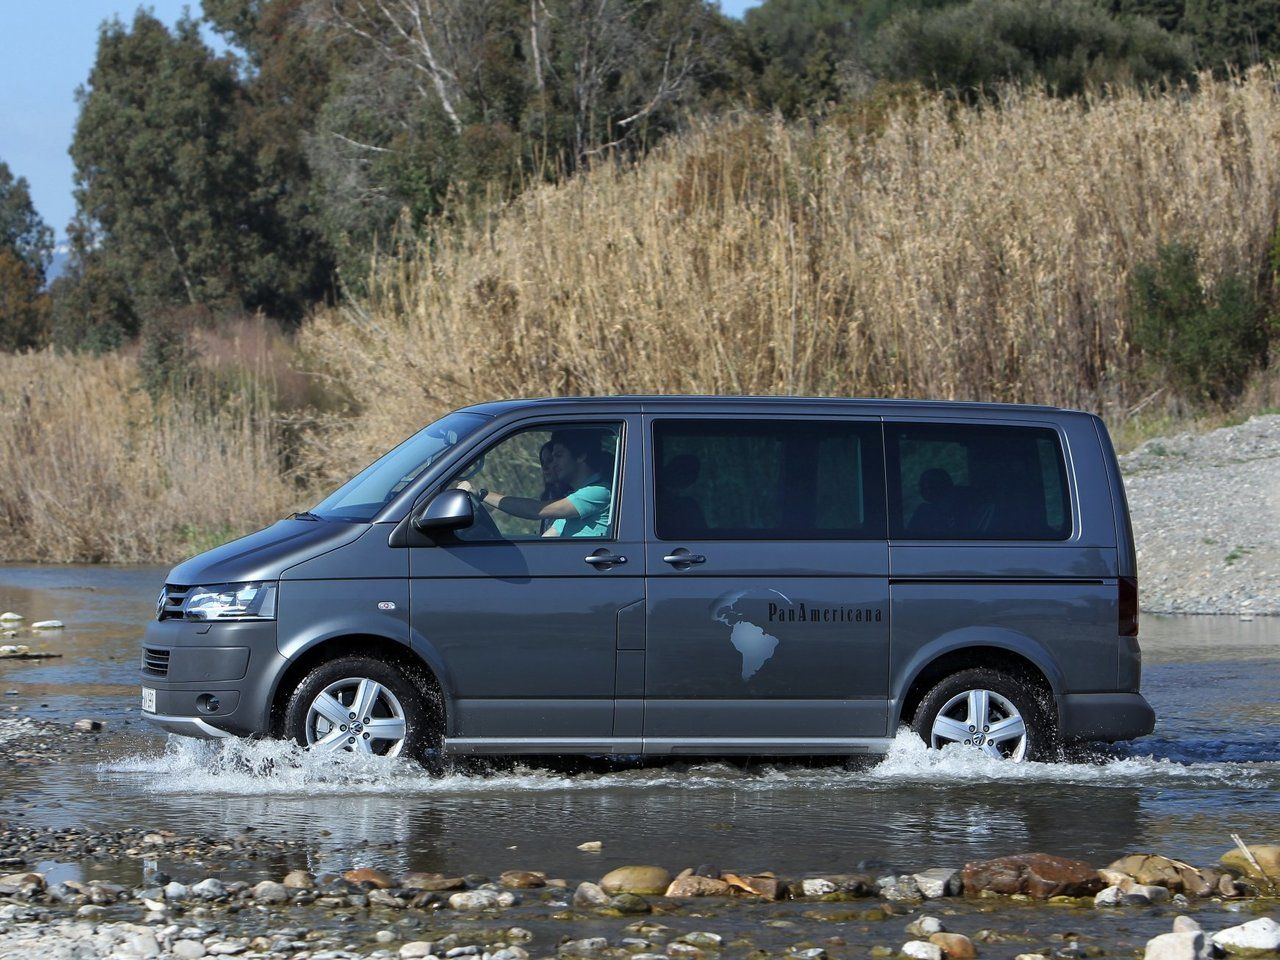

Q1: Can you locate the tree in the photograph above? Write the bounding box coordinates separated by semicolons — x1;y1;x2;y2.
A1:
1108;0;1280;70
0;161;54;349
871;0;1194;97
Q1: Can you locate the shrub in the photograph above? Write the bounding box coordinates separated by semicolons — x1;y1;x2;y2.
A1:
1129;242;1272;404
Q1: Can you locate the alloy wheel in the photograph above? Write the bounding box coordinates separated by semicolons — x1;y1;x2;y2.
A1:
929;687;1028;761
304;677;407;757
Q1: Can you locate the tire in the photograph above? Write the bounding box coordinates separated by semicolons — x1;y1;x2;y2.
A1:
282;655;440;763
911;667;1056;762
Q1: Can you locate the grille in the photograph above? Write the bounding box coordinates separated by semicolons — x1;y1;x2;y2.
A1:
157;584;190;621
142;647;171;678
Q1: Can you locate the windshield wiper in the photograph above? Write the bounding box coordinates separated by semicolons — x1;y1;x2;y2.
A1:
290;511;323;521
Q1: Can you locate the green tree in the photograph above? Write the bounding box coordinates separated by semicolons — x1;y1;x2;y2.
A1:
1108;0;1280;69
71;12;263;311
0;161;54;349
872;0;1194;96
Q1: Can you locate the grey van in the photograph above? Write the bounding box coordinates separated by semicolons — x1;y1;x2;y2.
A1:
140;397;1154;763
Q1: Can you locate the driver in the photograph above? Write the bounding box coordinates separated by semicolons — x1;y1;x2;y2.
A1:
465;429;614;538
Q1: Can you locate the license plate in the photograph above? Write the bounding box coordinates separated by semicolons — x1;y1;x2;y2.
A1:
141;687;156;713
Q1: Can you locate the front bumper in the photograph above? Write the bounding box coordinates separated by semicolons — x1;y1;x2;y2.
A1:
1057;692;1156;742
140;617;286;739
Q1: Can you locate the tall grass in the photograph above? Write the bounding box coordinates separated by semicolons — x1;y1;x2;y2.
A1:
302;71;1280;482
0;351;297;563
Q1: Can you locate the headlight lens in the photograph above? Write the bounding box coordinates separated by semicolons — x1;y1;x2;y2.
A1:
183;582;277;621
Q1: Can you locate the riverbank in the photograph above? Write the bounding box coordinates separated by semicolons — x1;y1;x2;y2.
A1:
1120;414;1280;616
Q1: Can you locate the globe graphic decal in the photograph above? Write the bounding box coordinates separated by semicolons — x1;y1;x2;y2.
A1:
712;589;790;681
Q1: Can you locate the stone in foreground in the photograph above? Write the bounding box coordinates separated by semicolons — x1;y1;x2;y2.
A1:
1144;931;1208;960
1212;918;1280;954
600;866;672;896
962;853;1104;899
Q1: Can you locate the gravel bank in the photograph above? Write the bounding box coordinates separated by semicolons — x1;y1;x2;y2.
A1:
1121;414;1280;616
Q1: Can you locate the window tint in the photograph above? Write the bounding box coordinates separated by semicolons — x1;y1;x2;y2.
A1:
450;422;622;542
888;423;1071;541
653;420;885;541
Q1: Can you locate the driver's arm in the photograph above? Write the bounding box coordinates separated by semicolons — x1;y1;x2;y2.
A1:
479;491;580;521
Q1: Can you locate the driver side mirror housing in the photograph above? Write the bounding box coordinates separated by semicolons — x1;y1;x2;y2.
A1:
414;489;474;534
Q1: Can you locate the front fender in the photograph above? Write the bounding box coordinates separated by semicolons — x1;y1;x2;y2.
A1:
890;626;1066;729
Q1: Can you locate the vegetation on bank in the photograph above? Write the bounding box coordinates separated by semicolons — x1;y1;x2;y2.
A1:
1;71;1278;562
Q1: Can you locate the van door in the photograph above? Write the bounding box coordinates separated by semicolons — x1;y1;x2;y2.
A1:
408;415;644;751
642;415;891;751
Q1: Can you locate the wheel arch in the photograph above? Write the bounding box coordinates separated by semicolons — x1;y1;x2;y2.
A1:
892;630;1063;732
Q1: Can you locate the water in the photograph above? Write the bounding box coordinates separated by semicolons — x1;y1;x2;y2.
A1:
0;564;1276;884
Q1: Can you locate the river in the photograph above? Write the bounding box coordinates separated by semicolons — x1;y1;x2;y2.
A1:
0;564;1276;886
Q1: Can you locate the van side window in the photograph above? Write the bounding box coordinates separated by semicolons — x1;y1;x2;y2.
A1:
888;423;1071;541
653;420;886;541
450;422;622;542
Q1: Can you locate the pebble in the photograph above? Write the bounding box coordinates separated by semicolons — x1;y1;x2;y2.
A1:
1212;918;1280;953
0;612;23;621
190;878;227;900
577;841;603;852
902;941;944;960
906;918;945;938
252;880;289;903
448;890;500;911
30;620;64;630
1143;931;1208;960
172;941;207;959
400;943;435;958
560;937;609;955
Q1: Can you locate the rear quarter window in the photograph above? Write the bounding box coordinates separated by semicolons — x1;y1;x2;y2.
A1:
888;422;1071;541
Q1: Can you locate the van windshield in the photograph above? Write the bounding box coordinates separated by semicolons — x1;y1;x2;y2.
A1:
309;412;490;521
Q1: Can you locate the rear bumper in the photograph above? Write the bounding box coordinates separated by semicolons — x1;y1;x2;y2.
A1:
1057;692;1155;742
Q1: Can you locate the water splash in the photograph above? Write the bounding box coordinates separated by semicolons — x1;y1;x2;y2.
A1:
99;727;1271;797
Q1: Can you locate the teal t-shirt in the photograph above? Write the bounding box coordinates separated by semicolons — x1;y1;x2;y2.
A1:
548;473;613;538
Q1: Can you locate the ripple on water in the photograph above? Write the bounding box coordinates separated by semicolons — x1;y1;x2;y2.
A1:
99;728;1273;798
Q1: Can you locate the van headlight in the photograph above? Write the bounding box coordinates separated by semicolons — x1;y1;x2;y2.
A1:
184;582;277;621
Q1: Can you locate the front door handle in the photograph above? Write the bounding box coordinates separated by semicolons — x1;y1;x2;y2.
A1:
585;553;627;567
662;549;707;567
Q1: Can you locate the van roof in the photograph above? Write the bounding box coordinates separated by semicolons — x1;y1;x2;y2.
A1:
459;395;1072;418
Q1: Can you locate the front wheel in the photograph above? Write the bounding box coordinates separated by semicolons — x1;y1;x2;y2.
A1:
911;667;1055;762
282;656;438;761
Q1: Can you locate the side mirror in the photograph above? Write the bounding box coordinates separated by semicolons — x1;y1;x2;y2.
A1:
414;489;474;534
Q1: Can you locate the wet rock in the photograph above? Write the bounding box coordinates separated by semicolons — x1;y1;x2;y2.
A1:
344;867;394;889
1220;846;1280;885
369;888;407;909
601;866;673;896
695;864;721;878
723;872;782;899
1096;886;1125;907
1144;932;1209;960
282;869;314;889
914;869;961;899
1174;919;1203;935
793;950;827;960
878;875;922;902
190;878;227;900
252;880;289;903
1108;855;1218;896
172;941;207;959
577;841;604;852
449;890;501;911
500;870;546;889
667;944;704;959
402;871;467;891
0;612;23;622
560;937;610;955
574;881;611;907
903;941;944;960
803;879;838;897
666;875;732;898
72;719;104;733
400;943;435;959
680;932;723;948
961;854;1104;899
930;934;977;959
493;949;531;960
906;918;944;938
1129;884;1172;904
609;893;652;914
1212;918;1280;954
31;620;63;630
163;881;191;900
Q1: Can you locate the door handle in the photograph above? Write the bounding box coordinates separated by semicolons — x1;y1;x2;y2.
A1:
585;553;627;567
662;550;706;567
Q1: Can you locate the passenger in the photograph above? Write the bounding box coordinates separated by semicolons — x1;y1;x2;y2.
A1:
465;429;614;538
538;440;571;535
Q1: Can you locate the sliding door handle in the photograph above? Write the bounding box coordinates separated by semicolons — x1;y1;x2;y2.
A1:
662;549;706;567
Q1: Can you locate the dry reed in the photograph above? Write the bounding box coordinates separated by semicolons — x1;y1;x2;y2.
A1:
0;350;297;563
301;71;1280;483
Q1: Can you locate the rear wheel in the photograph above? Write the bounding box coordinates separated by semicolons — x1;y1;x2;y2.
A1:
911;667;1054;762
283;656;439;762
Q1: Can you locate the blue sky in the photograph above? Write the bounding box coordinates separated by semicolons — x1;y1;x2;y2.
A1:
0;0;762;244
